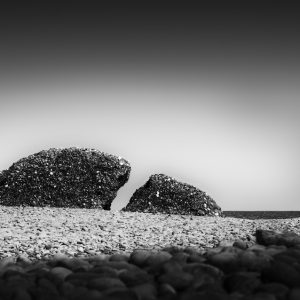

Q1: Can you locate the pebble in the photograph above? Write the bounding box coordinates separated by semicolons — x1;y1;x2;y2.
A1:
131;283;157;300
12;288;33;300
256;282;289;300
145;251;172;266
87;277;126;290
130;250;152;267
50;266;73;280
289;288;300;300
158;271;194;290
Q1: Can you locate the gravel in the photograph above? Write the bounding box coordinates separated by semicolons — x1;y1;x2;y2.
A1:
1;206;300;299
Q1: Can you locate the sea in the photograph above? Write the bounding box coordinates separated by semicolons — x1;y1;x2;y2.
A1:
223;211;300;219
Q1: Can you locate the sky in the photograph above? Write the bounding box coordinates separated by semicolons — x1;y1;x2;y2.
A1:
0;3;299;211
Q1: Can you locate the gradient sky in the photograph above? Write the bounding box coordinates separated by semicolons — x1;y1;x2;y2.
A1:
1;3;299;210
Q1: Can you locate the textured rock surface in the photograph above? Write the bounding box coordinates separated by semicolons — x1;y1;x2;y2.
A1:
0;147;130;209
123;174;222;216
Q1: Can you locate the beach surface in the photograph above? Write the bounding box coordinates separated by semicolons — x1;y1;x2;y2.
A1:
1;206;299;261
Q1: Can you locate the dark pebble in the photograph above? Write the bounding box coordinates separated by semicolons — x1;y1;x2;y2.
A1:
224;271;261;295
262;260;300;287
158;271;194;290
255;282;289;300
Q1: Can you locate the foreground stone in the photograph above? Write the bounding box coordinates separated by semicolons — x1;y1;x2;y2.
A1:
0;147;131;209
256;229;300;247
123;174;222;216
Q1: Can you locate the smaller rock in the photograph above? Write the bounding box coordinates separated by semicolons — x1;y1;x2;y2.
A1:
123;174;223;216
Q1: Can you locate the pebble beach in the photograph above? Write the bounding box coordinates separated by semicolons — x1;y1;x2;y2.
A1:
1;206;300;299
1;206;300;261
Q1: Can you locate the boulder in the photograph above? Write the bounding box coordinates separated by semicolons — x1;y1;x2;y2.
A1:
0;147;131;209
122;174;222;216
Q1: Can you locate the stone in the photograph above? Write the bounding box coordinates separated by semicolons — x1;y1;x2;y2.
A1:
262;260;300;288
129;250;152;267
158;283;177;298
0;147;131;209
183;263;224;280
50;266;73;280
109;253;130;262
242;293;277;300
103;289;138;300
87;277;126;291
122;174;222;216
180;290;229;300
224;271;261;295
12;288;32;300
119;269;153;287
256;229;300;247
233;239;248;250
158;271;194;290
239;250;272;272
145;251;172;266
207;251;241;273
289;288;300;300
256;283;289;300
131;283;157;300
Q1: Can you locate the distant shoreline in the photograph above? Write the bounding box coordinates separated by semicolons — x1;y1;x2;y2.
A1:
223;211;300;219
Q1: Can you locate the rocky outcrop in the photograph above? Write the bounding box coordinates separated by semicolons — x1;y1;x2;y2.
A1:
123;174;223;216
0;147;131;209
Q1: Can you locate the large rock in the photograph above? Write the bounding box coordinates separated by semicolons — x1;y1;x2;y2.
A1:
0;147;131;209
123;174;222;216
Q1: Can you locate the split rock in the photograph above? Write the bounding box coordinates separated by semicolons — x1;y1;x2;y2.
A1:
123;174;222;216
0;147;131;209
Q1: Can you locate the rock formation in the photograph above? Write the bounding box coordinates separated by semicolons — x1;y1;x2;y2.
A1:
0;147;131;209
123;174;222;216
